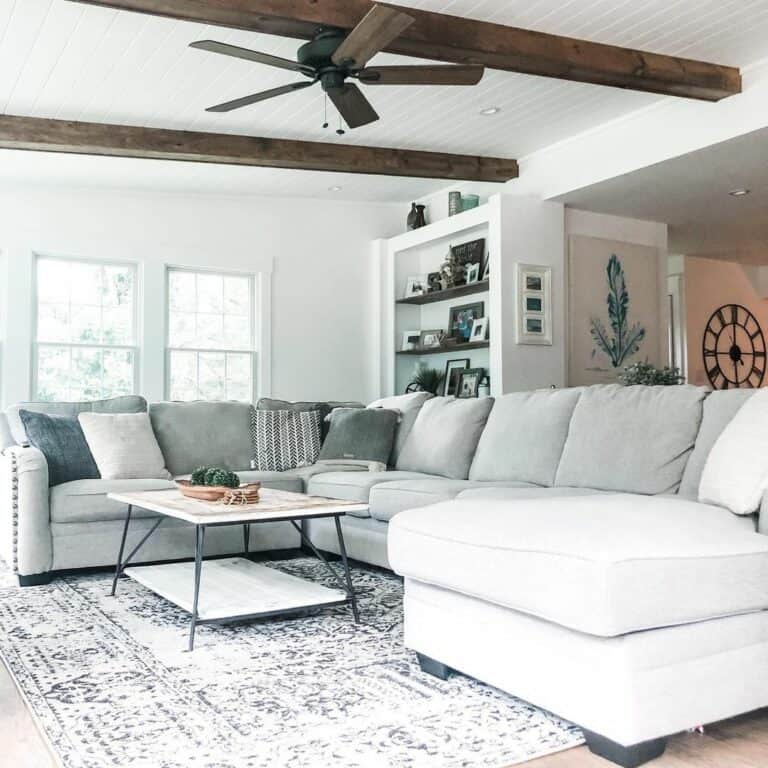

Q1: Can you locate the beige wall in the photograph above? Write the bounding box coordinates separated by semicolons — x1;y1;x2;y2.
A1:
684;256;768;387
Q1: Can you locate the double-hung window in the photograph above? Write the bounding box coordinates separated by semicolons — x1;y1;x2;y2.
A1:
166;268;254;401
35;256;137;401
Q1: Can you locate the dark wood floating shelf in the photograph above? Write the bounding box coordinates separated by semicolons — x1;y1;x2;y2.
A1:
397;341;490;356
397;280;489;306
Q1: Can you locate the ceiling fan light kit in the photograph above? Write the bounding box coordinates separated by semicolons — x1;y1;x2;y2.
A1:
189;3;485;130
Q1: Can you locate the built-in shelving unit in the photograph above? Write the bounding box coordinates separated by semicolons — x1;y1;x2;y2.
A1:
397;341;490;356
396;280;489;306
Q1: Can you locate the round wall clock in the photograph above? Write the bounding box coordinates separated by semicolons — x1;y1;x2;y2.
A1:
702;303;766;389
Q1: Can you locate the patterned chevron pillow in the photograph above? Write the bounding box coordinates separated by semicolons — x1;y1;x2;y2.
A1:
250;409;322;472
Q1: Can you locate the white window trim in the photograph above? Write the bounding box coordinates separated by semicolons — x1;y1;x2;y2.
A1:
164;265;258;402
32;253;140;400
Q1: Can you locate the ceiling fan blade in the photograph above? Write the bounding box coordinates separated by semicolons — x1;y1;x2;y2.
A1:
358;64;485;86
206;81;315;113
328;83;380;129
331;4;414;69
190;40;313;75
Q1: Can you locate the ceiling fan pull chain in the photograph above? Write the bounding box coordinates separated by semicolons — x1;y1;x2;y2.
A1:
322;92;329;129
336;111;346;136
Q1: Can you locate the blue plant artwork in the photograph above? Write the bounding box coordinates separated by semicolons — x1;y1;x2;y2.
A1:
589;254;646;368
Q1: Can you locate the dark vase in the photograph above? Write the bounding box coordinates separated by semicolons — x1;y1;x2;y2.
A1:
407;203;427;231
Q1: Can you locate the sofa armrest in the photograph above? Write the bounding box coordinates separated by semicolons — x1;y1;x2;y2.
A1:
0;446;52;577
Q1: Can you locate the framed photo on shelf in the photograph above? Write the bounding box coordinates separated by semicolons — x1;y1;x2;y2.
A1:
401;330;420;351
481;256;490;281
470;317;489;342
466;263;480;284
448;302;484;340
443;358;470;396
427;272;443;293
405;275;427;298
516;263;552;346
419;329;444;349
457;368;485;398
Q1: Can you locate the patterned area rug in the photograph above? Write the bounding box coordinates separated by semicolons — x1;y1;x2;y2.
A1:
0;558;583;768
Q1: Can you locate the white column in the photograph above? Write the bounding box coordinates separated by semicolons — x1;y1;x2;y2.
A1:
2;246;34;407
139;260;166;402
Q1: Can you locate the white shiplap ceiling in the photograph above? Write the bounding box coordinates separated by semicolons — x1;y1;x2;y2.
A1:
1;0;768;200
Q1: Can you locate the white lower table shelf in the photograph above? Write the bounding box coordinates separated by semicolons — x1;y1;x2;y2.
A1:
125;558;348;622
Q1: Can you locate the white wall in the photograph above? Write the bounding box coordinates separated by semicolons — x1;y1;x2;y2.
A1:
565;208;669;379
0;184;401;409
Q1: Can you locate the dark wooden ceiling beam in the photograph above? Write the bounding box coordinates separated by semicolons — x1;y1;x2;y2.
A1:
0;115;518;182
70;0;741;101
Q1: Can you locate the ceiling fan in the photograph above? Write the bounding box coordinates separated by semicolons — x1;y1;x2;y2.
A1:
189;3;485;130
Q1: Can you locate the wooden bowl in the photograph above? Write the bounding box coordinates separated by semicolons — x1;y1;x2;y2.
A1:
176;480;228;501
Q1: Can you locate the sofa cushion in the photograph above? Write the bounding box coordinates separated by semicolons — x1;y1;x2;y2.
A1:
679;390;755;498
396;397;494;480
456;486;607;502
369;479;537;523
319;408;398;466
307;470;440;516
699;388;768;515
149;401;253;477
367;392;432;465
555;384;706;494
469;388;582;485
389;494;766;637
256;398;363;438
7;395;147;445
50;478;176;524
20;410;100;487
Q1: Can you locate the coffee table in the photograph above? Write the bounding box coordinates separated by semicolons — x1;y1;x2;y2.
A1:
107;487;367;650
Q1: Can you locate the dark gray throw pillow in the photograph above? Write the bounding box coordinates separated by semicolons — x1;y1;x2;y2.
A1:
256;398;363;438
19;410;100;487
319;408;398;465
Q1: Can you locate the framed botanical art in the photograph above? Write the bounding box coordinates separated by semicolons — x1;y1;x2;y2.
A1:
567;235;660;386
516;264;552;346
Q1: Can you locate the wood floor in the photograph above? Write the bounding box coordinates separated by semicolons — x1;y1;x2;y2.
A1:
2;653;767;768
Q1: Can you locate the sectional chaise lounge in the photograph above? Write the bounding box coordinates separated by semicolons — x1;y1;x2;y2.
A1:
2;384;768;768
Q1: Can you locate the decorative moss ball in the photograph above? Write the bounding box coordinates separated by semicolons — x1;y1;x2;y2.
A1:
191;466;240;488
191;467;209;485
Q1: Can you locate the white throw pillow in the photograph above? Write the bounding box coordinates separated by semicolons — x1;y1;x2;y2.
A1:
699;388;768;515
78;412;171;480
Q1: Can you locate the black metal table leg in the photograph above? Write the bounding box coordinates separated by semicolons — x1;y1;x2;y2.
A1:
243;523;250;557
189;525;206;651
111;505;133;596
334;516;359;623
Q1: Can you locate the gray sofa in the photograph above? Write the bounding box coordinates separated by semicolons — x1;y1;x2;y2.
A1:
2;385;768;767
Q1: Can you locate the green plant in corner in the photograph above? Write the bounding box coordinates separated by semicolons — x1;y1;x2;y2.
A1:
409;363;445;395
589;254;646;368
619;361;684;386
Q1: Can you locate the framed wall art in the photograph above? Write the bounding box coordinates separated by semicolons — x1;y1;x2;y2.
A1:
516;263;552;346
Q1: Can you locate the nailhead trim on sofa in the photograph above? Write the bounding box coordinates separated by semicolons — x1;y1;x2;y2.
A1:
2;448;20;574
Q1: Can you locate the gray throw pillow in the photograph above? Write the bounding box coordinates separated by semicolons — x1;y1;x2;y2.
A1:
319;408;398;466
257;398;363;438
251;409;323;472
19;410;100;487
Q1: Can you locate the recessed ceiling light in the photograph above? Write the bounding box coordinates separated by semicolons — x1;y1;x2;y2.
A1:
328;185;342;192
479;106;501;116
728;188;750;197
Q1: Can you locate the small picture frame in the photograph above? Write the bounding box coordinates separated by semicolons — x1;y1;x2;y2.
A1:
427;271;443;293
470;317;489;343
465;263;480;284
405;275;427;298
419;329;444;349
457;368;484;398
401;330;420;351
443;358;470;396
448;302;484;341
482;257;490;281
516;264;552;346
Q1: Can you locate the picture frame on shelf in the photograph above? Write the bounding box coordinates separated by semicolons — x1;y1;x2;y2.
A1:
457;368;485;398
419;329;444;349
470;317;489;342
405;275;427;298
482;256;490;281
427;272;443;293
401;330;420;351
451;238;485;271
448;301;484;341
516;263;552;346
443;358;470;396
466;263;480;284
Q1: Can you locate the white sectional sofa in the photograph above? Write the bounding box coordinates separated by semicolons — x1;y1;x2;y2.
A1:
2;385;768;767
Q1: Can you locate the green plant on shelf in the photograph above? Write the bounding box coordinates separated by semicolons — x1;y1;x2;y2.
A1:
408;363;445;395
191;466;241;488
